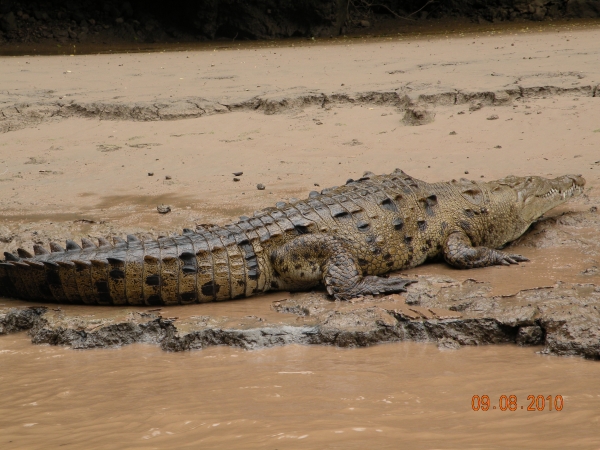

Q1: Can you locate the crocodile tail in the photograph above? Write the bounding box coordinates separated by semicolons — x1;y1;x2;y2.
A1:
0;226;268;306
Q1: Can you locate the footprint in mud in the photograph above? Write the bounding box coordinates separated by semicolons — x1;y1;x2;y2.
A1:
343;139;363;146
96;144;121;152
126;143;163;149
24;157;47;165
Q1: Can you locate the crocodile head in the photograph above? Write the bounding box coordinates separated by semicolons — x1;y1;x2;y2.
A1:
496;174;585;225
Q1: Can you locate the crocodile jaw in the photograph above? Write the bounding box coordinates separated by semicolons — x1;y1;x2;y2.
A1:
499;174;586;224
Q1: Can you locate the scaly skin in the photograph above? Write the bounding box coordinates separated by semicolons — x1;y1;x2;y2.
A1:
0;170;585;304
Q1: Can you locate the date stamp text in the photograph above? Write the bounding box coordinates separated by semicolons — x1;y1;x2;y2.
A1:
471;395;564;412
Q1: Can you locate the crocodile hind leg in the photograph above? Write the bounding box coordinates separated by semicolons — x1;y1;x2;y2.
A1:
443;231;529;269
270;234;415;300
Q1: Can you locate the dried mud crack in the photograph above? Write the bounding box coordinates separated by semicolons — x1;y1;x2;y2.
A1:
2;84;599;134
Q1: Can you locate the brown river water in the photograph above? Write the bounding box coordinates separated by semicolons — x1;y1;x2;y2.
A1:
1;335;599;449
2;15;600;449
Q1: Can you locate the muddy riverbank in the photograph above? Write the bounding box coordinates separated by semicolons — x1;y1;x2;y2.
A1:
2;217;600;358
1;22;599;359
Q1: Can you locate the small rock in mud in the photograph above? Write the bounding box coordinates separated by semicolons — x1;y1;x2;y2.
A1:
402;108;435;126
148;172;154;176
0;226;14;243
233;171;243;176
404;291;421;305
156;204;171;214
581;266;598;276
449;131;457;135
516;326;544;346
438;338;461;350
257;183;266;190
233;177;240;182
487;114;499;120
469;103;483;111
165;175;172;180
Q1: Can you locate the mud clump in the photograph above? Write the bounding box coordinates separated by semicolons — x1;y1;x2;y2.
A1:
402;108;435;126
156;204;171;214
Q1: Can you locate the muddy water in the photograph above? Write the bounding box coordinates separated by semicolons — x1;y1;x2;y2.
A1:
404;246;599;297
1;335;598;449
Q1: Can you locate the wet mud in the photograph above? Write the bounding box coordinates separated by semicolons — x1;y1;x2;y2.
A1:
1;252;599;360
1;22;599;360
2;207;600;358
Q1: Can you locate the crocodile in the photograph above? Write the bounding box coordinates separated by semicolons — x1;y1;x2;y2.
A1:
0;170;585;305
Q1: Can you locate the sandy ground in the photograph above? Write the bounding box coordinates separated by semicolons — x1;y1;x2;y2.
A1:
1;21;599;239
0;21;599;357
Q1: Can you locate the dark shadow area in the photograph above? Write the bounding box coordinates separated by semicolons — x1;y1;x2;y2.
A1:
0;0;347;46
0;0;599;48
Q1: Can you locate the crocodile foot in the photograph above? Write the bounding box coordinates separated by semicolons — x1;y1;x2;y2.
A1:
329;275;416;300
443;231;529;269
271;234;416;301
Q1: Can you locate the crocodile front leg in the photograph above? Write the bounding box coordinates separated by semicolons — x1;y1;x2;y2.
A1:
270;234;415;300
443;231;529;269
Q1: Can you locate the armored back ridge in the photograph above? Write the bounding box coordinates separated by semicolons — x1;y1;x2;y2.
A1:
0;170;585;305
